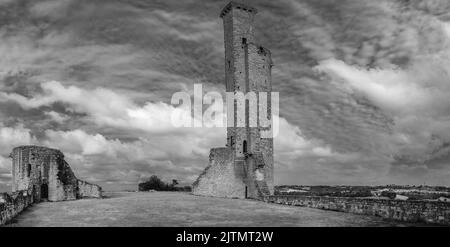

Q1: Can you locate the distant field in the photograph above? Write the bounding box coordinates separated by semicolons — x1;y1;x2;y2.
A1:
5;192;424;227
276;185;450;200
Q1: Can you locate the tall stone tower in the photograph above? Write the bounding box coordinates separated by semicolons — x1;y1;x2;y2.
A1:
192;1;274;199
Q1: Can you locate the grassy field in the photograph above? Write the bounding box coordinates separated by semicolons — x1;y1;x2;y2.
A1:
5;191;422;227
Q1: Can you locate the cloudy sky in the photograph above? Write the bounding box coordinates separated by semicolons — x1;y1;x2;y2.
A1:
1;0;450;192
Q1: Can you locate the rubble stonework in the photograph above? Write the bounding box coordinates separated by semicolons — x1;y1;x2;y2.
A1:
0;145;102;225
192;148;246;198
265;195;450;225
192;1;274;199
0;188;35;225
11;145;102;202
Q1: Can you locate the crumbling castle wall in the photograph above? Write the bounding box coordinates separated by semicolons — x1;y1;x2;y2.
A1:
11;145;102;202
0;188;35;225
48;155;78;201
265;195;450;225
0;146;103;226
192;148;246;198
245;43;274;195
77;180;102;198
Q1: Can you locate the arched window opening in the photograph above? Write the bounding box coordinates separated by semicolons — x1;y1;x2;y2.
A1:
243;140;247;154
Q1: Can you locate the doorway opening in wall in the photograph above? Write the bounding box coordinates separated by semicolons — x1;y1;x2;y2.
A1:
245;186;248;198
41;183;48;200
26;164;31;177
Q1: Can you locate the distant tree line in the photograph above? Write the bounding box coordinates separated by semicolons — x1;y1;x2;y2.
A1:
138;175;191;192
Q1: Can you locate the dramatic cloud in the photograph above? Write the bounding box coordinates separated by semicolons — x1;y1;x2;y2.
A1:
315;56;450;166
0;124;36;155
0;81;185;133
1;0;450;190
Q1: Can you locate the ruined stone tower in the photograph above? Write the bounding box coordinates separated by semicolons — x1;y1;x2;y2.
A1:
192;1;274;199
11;146;102;202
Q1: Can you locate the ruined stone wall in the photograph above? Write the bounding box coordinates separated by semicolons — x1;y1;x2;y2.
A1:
242;154;259;199
192;147;246;198
265;195;450;225
48;156;78;201
11;146;62;193
0;188;35;226
246;43;274;195
11;146;102;202
1;146;102;225
77;180;102;198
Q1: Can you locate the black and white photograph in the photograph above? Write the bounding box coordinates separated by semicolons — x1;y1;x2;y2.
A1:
1;0;450;235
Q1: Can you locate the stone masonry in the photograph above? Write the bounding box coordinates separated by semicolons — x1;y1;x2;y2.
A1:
265;195;450;225
0;187;35;225
1;145;102;225
11;145;102;202
193;1;274;199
